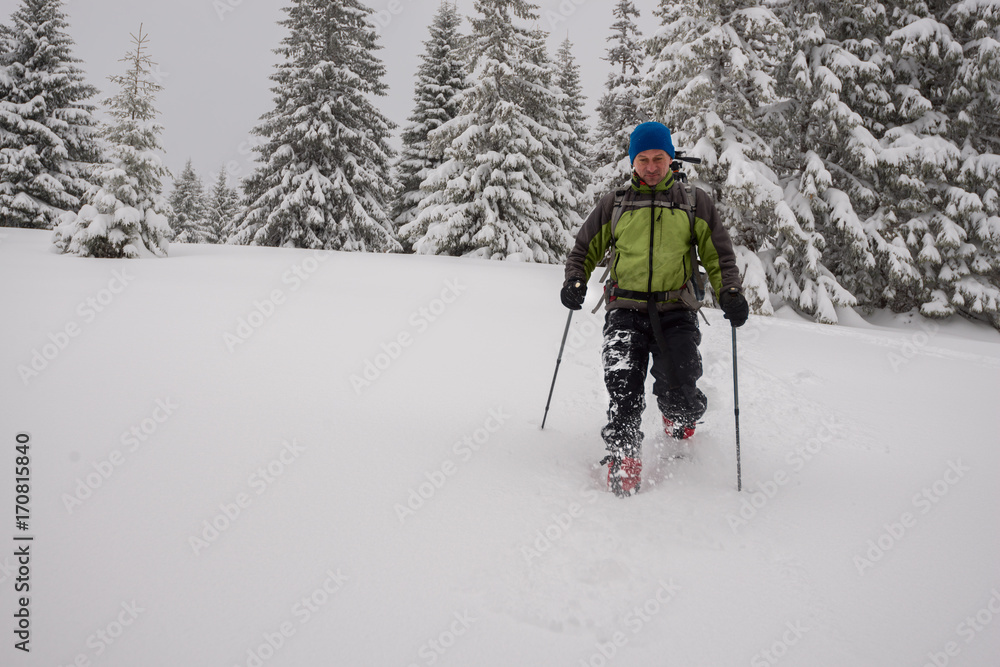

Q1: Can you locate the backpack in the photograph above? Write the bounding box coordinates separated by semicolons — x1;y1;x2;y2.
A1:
590;180;706;314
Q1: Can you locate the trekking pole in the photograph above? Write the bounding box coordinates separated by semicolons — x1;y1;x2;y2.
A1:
541;310;574;429
732;325;742;491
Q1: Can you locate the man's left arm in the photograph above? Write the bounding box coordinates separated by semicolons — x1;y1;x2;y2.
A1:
691;187;742;296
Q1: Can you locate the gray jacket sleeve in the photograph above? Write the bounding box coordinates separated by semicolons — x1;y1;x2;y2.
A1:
564;190;617;286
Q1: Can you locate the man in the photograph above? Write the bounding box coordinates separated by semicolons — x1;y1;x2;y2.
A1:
561;121;749;498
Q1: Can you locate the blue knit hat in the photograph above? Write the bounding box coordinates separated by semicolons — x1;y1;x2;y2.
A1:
629;122;676;164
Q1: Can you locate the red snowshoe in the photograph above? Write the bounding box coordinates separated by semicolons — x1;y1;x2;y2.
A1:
602;455;642;498
663;416;695;440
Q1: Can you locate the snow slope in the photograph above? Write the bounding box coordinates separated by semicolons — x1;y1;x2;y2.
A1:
2;228;999;667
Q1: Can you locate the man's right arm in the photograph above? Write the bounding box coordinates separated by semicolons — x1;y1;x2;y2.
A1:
564;190;617;285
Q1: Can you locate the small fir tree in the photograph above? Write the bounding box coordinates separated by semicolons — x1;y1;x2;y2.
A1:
53;24;171;258
169;159;213;243
206;166;240;243
553;37;594;220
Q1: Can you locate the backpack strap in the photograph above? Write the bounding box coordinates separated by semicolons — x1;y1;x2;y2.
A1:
679;182;706;302
591;185;630;314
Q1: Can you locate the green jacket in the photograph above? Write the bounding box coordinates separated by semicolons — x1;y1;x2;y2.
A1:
565;172;742;312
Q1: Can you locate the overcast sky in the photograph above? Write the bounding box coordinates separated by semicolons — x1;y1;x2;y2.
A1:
0;0;656;187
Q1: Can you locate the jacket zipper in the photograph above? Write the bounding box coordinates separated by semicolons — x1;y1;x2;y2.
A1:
647;197;655;296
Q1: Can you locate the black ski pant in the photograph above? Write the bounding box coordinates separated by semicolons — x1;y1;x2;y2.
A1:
600;308;707;457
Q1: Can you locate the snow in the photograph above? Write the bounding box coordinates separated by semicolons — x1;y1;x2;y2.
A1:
888;18;960;58
2;228;1000;666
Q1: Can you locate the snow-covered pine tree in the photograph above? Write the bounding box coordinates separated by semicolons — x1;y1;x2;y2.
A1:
391;1;468;250
882;0;1000;327
0;0;102;229
168;159;213;243
229;0;399;251
645;0;791;314
400;0;572;262
522;27;582;242
947;0;1000;152
206;166;240;243
938;0;1000;327
52;24;171;258
590;0;647;199
817;2;922;312
774;152;860;324
768;1;919;322
553;37;594;220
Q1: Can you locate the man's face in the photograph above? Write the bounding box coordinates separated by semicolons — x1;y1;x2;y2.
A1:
633;149;672;186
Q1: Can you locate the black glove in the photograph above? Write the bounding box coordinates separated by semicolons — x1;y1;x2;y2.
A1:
561;279;586;310
719;288;749;327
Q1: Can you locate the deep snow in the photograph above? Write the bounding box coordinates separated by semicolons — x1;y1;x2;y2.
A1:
2;228;999;666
